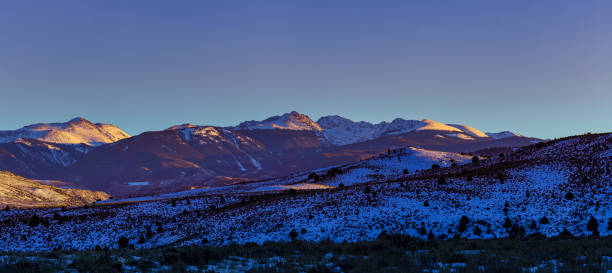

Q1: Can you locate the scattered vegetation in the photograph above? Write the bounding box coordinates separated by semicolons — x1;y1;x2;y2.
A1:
0;236;610;273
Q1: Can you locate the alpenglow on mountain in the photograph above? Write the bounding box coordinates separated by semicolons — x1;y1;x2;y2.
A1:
0;112;535;196
0;117;130;146
230;111;524;145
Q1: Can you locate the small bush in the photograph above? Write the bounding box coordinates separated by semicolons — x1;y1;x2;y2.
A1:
118;236;129;248
437;177;446;185
586;216;598;232
431;164;440;170
471;156;479;164
540;216;550;225
529;220;537;229
458;215;469;232
473;226;482;236
419;226;427;235
564;192;574;200
289;230;298;240
308;172;320;182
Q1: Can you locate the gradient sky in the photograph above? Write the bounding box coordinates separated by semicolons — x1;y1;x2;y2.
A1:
1;1;611;138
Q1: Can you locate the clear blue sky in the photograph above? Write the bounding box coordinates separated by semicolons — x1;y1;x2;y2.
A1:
1;1;611;138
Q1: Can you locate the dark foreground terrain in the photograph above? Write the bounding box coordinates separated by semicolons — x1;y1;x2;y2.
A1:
1;235;610;273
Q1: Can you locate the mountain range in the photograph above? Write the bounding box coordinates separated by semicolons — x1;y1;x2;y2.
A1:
0;131;608;252
0;112;539;196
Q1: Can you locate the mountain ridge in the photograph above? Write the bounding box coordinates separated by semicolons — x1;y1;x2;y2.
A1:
0;113;539;196
231;111;526;146
0;117;130;147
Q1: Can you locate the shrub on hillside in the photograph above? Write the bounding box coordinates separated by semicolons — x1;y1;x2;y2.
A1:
289;230;298;240
437;177;446;185
540;216;550;225
308;172;320;182
118;236;129;248
473;226;482;236
419;225;427;235
529;220;537;229
458;215;469;232
586;216;598;232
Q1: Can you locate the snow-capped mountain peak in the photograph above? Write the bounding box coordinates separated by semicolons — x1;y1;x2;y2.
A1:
229;112;525;145
317;116;481;145
447;124;489;138
416;119;463;132
232;111;323;131
486;131;522;139
0;117;130;146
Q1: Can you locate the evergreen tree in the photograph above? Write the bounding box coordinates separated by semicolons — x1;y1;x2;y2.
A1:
503;217;512;229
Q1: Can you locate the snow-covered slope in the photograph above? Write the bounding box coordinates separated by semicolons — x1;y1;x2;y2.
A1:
0;171;109;208
447;124;489;138
486;131;522;139
232;111;323;131
253;146;473;190
0;117;130;146
0;133;607;252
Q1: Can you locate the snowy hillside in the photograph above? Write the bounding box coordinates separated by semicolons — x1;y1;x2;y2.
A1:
99;146;473;198
0;117;130;146
0;113;538;197
0;133;608;252
447;124;489;138
0;171;109;208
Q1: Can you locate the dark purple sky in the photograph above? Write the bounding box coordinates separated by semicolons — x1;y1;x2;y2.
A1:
1;1;611;138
